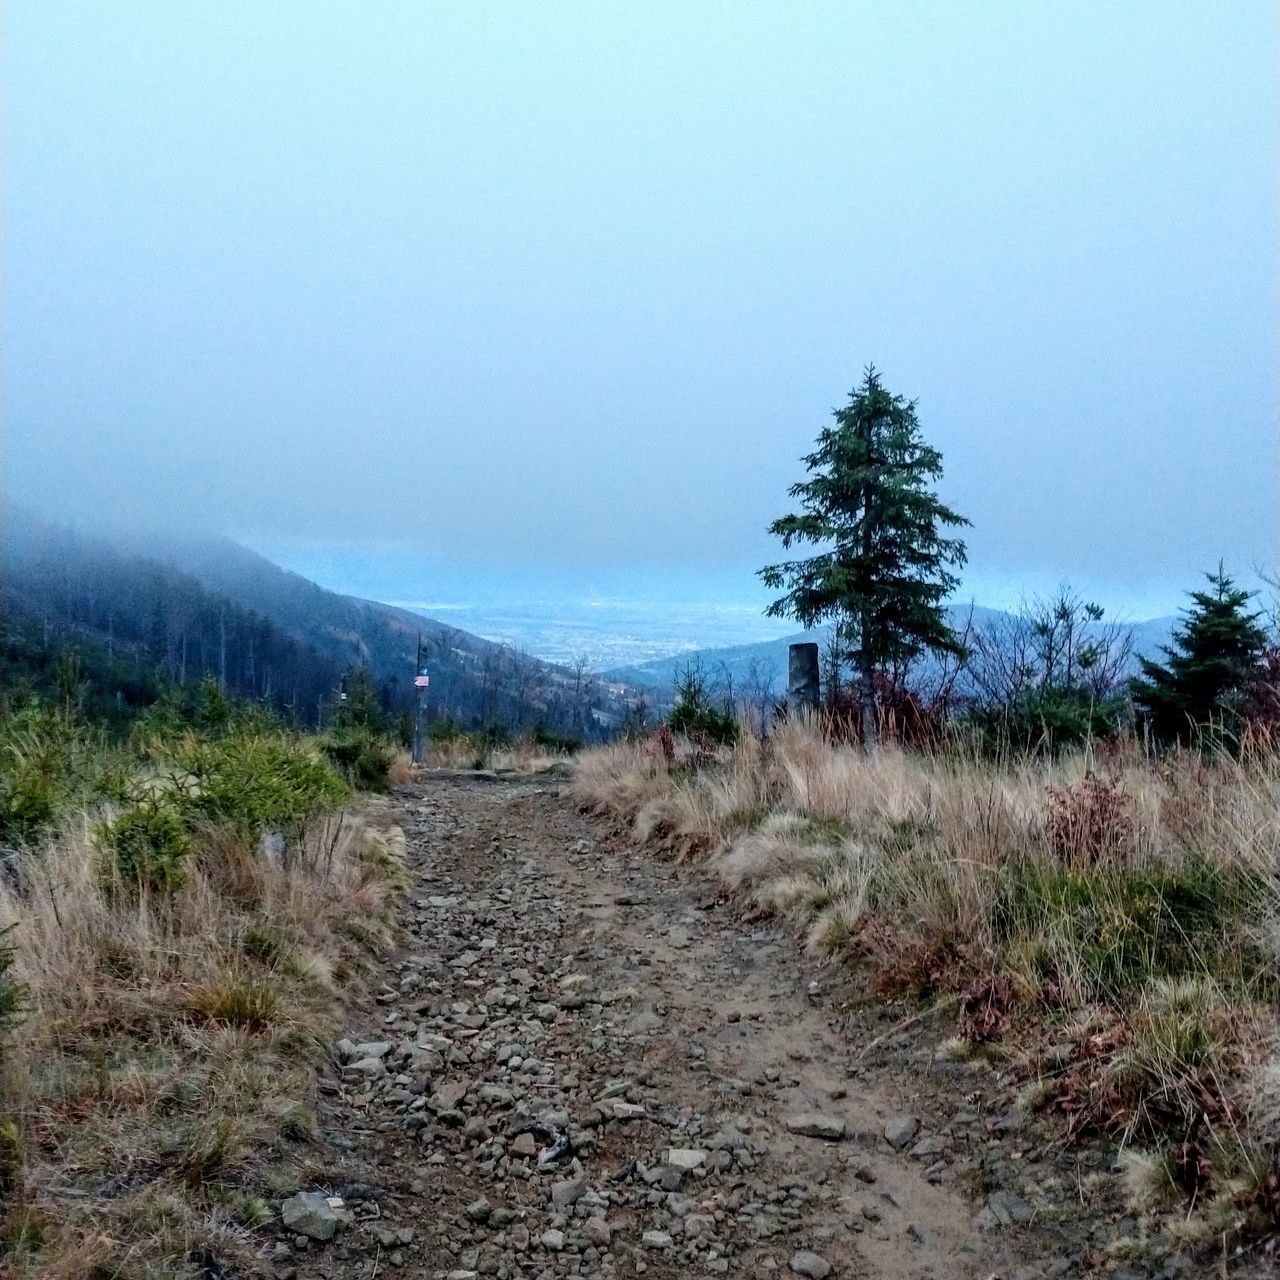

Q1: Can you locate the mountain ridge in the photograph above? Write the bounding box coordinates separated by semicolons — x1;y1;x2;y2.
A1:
604;604;1178;695
1;508;631;734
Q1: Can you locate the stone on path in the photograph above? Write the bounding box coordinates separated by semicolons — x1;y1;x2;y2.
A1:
784;1113;847;1140
790;1249;833;1278
550;1176;587;1207
583;1216;612;1246
665;1147;707;1170
979;1189;1034;1228
281;1191;340;1241
884;1113;919;1150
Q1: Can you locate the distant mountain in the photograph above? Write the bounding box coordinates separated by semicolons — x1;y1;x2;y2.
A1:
605;604;1176;697
1;508;632;736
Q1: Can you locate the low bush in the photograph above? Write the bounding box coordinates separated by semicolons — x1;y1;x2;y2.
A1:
189;970;280;1029
96;798;194;894
0;804;398;1275
0;690;401;1275
0;702;116;846
667;665;738;746
0;926;25;1044
174;731;350;836
322;726;397;791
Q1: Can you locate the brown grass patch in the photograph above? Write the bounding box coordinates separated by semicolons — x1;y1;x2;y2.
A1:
0;809;401;1276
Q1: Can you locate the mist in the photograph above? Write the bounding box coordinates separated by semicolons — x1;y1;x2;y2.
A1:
4;2;1276;615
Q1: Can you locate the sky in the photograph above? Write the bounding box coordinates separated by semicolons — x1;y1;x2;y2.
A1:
5;1;1277;620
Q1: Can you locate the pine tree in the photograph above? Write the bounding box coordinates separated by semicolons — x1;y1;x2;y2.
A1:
335;665;386;734
760;367;969;745
1132;567;1267;744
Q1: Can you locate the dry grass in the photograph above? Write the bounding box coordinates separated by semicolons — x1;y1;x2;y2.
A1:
0;808;402;1277
426;735;570;774
572;720;1280;1241
386;750;415;785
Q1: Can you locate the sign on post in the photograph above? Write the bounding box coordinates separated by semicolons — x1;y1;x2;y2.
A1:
412;639;429;765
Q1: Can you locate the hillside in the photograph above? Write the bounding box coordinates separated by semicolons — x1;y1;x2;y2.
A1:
1;509;630;736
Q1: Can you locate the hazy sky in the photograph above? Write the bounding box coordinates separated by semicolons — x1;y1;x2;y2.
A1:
6;2;1276;614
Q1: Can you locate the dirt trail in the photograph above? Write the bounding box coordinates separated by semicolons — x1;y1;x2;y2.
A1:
295;773;1114;1280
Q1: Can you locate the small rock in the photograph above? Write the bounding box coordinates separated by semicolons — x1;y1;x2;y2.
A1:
790;1250;832;1278
281;1192;339;1242
883;1114;919;1150
509;1132;537;1158
583;1217;612;1246
464;1197;492;1222
909;1136;945;1159
985;1189;1033;1226
642;1230;673;1249
666;1148;707;1170
550;1177;587;1208
784;1114;846;1141
539;1228;565;1251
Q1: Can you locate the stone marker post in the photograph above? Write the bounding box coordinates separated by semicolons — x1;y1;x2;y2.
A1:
787;642;820;717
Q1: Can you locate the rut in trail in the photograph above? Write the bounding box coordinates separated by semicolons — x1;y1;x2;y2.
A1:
301;773;1076;1280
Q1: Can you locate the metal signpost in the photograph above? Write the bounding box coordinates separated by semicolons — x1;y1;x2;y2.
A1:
411;635;430;765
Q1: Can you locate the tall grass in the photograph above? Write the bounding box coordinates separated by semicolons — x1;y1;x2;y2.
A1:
0;810;402;1276
572;720;1280;1239
0;704;404;1276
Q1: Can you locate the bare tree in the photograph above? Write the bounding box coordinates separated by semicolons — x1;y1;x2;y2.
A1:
569;653;593;736
742;656;779;732
963;589;1133;709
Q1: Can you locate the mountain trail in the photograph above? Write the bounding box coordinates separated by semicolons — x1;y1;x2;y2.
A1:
292;772;1134;1280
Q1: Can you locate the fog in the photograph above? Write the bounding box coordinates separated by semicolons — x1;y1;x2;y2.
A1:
4;2;1276;613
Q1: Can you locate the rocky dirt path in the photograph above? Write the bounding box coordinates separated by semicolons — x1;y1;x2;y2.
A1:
283;772;1167;1280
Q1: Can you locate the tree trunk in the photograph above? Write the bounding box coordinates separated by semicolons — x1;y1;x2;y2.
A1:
859;655;878;750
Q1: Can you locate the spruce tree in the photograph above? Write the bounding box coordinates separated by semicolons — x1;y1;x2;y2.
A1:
1132;567;1267;744
760;367;969;745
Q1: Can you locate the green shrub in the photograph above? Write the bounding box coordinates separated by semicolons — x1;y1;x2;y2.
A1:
321;727;395;791
0;926;26;1041
175;732;349;836
530;725;582;754
97;799;194;893
960;690;1128;756
667;665;738;746
241;924;291;966
0;701;105;845
427;716;464;744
